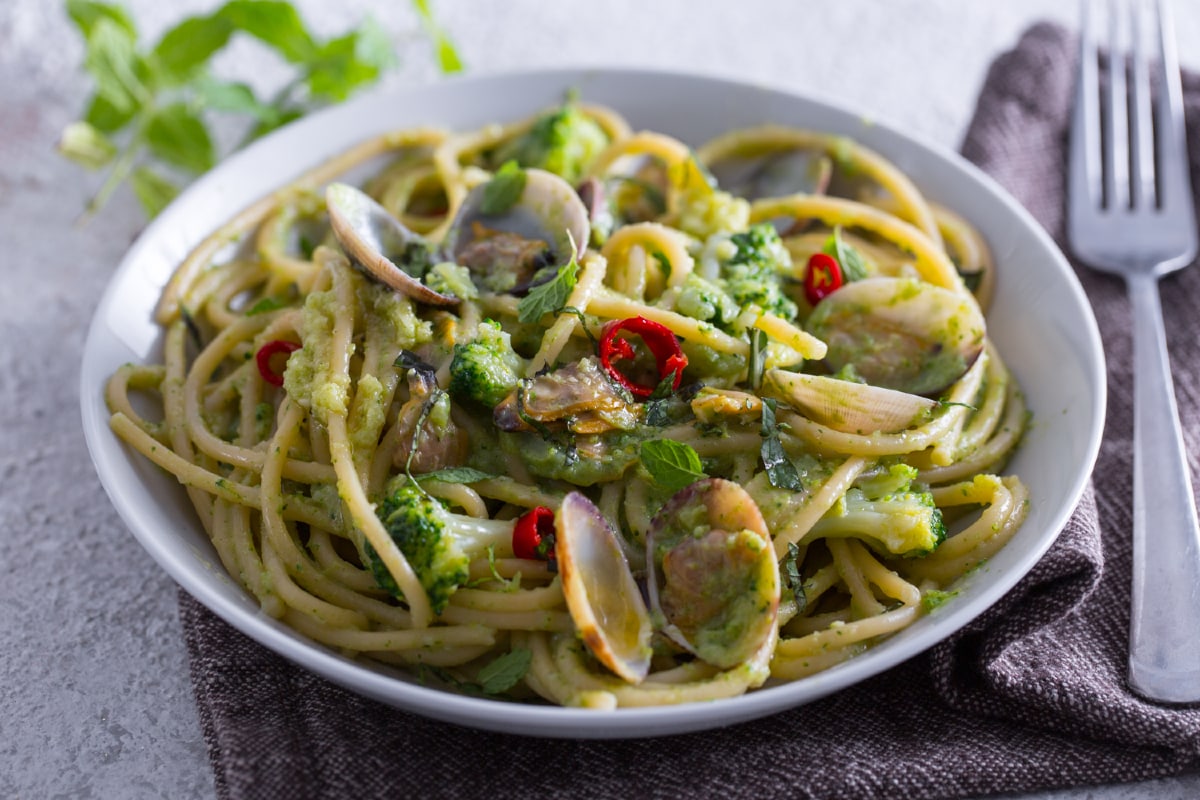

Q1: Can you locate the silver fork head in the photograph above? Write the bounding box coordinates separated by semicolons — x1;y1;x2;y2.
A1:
1068;0;1197;277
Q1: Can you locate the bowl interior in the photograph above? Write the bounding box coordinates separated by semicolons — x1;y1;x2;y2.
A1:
80;68;1105;738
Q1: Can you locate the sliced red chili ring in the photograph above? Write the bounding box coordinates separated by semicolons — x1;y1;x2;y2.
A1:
804;252;844;306
598;316;688;399
513;506;556;561
255;340;301;387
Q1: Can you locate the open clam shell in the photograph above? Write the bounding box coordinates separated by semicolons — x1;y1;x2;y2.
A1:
764;369;938;435
708;147;833;202
325;182;460;306
646;479;780;670
445;168;590;292
805;276;986;396
556;492;652;684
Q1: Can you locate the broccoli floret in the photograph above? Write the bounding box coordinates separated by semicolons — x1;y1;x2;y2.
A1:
805;487;947;557
673;273;740;327
854;462;920;499
492;103;608;183
675;185;750;239
424;261;479;301
367;480;516;613
721;223;798;320
449;320;526;408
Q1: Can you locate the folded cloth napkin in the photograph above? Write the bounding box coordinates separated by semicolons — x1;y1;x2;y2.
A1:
178;22;1200;800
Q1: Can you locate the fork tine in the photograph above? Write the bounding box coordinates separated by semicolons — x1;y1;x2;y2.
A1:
1129;0;1156;208
1104;0;1131;210
1154;0;1192;215
1071;0;1103;209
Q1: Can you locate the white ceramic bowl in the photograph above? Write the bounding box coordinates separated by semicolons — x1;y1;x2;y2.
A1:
80;68;1106;738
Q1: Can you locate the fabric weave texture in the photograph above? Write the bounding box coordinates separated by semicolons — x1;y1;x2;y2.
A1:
179;22;1200;800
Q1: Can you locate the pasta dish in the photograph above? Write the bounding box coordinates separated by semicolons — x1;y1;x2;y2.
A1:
105;98;1028;707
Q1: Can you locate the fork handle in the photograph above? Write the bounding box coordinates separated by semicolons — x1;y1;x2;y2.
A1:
1127;271;1200;703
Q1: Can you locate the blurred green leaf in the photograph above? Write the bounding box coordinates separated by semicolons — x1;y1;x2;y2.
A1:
218;0;316;63
66;0;136;39
145;103;215;173
57;121;117;169
130;166;179;217
152;15;234;84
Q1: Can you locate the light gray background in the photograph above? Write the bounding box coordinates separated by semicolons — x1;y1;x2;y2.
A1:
4;1;1200;798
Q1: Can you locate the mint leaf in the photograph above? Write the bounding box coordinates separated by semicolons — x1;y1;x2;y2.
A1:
823;226;870;283
83;17;145;114
245;296;288;316
782;542;806;611
83;92;135;133
411;0;463;73
480;160;526;215
477;648;532;694
130;166;179;218
305;27;390;102
194;77;272;118
152;15;234;84
218;0;316;63
640;440;707;492
66;0;137;39
748;328;768;392
517;254;578;324
415;467;497;484
145;103;215;174
760;398;803;491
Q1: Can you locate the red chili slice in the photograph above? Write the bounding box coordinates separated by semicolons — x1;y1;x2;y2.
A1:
255;340;301;387
513;506;556;561
804;252;844;306
598;316;688;399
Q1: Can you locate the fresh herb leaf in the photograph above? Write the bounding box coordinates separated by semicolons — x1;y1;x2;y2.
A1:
67;0;137;39
151;15;234;84
411;0;464;73
246;296;287;316
83;17;145;114
517;252;579;324
640;440;707;492
782;542;806;612
477;648;533;694
480;160;527;215
218;0;316;63
129;166;178;217
823;226;870;282
415;467;497;484
144;103;215;174
760;398;803;490
193;77;272;119
643;373;679;427
305;20;395;102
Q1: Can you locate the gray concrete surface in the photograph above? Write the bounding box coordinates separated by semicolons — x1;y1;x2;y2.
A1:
3;1;1200;797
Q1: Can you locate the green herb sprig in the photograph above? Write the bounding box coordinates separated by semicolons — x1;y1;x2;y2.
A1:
58;0;463;219
639;440;707;493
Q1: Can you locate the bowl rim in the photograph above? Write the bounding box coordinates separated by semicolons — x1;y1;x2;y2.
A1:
80;65;1107;739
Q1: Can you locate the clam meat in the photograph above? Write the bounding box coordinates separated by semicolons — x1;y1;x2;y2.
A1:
444;168;590;294
805;276;986;396
646;479;780;669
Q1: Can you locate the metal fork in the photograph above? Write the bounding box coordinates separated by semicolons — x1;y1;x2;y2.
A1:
1068;0;1200;703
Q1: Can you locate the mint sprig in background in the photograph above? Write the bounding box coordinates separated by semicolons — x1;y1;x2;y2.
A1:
57;0;463;219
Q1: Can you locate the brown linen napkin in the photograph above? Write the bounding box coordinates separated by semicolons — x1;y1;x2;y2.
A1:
178;22;1200;800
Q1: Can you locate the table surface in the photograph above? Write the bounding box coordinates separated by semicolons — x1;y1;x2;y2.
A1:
5;1;1200;797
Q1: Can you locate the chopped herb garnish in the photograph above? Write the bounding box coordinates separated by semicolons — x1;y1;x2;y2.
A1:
640;440;707;493
480;160;526;215
517;247;579;324
822;226;870;282
246;296;287;316
760;398;803;490
748;327;768;391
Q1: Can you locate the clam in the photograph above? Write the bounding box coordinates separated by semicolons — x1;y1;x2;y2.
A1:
646;479;780;670
805;276;986;396
707;147;833;202
763;370;938;435
556;492;653;684
444;168;590;294
493;356;639;435
325;182;460;306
